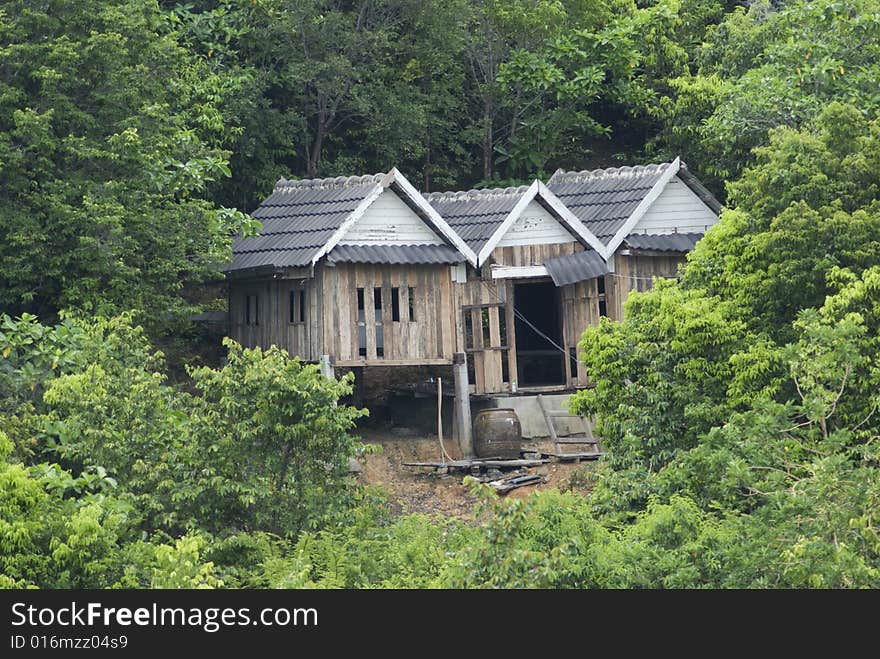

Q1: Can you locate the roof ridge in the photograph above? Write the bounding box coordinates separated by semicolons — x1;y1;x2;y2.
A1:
425;184;530;202
274;172;385;192
549;162;671;184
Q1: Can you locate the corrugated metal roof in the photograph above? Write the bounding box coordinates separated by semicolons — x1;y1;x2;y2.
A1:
544;250;609;287
225;174;385;272
623;232;703;252
546;164;669;246
424;186;527;255
326;244;464;265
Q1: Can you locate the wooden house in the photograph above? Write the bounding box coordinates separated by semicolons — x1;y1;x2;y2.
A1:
225;158;720;397
224;168;475;367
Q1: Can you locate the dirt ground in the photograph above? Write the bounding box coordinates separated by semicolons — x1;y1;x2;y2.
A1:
354;429;599;519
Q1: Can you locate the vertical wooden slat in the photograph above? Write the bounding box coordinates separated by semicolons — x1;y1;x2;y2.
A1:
470;283;484;393
381;267;394;359
439;266;452;358
361;267;376;361
485;305;502;392
351;264;359;359
505;281;518;391
562;283;573;386
433;268;443;358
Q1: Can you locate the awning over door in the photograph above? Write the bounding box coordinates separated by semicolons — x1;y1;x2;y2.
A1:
543;250;609;287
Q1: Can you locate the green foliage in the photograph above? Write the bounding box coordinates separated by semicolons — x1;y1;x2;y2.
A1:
184;339;368;535
0;313;367;588
4;0;880;591
651;0;880;187
0;0;256;327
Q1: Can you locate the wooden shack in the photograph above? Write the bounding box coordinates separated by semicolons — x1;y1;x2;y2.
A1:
225;158;720;396
425;180;608;394
225;169;475;366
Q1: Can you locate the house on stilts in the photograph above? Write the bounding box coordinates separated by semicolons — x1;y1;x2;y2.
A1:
223;159;720;440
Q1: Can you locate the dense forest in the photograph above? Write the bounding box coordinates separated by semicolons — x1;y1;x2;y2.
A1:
2;0;880;588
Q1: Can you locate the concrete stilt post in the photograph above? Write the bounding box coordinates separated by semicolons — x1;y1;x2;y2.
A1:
319;354;335;380
453;352;474;459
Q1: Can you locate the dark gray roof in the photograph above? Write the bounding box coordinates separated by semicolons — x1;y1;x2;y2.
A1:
326;244;464;265
544;250;609;287
424;186;529;255
546;162;721;247
226;174;385;271
623;232;703;252
546;163;670;246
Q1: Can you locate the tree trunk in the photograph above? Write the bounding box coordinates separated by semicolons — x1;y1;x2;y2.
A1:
308;95;327;178
308;125;324;178
482;106;493;181
423;140;432;192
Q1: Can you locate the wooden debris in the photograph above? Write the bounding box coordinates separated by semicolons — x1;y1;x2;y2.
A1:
546;451;605;462
487;473;547;494
402;458;549;470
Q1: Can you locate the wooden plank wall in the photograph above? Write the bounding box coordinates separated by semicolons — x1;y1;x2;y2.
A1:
606;252;686;321
321;262;455;365
491;241;584;267
561;279;599;387
455;275;510;394
228;277;318;360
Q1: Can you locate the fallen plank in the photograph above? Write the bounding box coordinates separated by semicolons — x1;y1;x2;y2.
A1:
402;458;549;469
549;451;605;462
488;474;546;494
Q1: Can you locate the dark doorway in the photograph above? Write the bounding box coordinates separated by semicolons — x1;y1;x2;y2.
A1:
513;281;565;386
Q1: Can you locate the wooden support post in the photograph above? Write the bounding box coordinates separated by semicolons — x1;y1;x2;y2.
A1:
453;352;474;459
352;366;365;408
319;354;335;380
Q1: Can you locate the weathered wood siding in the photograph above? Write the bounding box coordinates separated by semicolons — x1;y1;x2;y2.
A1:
321;262;456;365
455;272;511;394
496;199;574;247
606;252;685;321
561;279;599;387
454;241;601;394
490;241;584;267
228;275;321;361
634;177;718;234
340;189;443;245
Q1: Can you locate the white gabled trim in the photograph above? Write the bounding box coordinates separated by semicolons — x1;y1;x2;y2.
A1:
476;180;541;265
311;181;385;265
387;168;478;266
537;181;610;260
604;157;681;257
490;265;549;279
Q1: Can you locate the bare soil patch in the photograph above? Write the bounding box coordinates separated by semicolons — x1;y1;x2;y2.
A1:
354;429;597;520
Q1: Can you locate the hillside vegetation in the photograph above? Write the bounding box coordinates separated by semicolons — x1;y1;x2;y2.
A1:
1;0;879;587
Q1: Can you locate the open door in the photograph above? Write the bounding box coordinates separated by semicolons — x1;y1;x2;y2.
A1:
513;281;565;387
